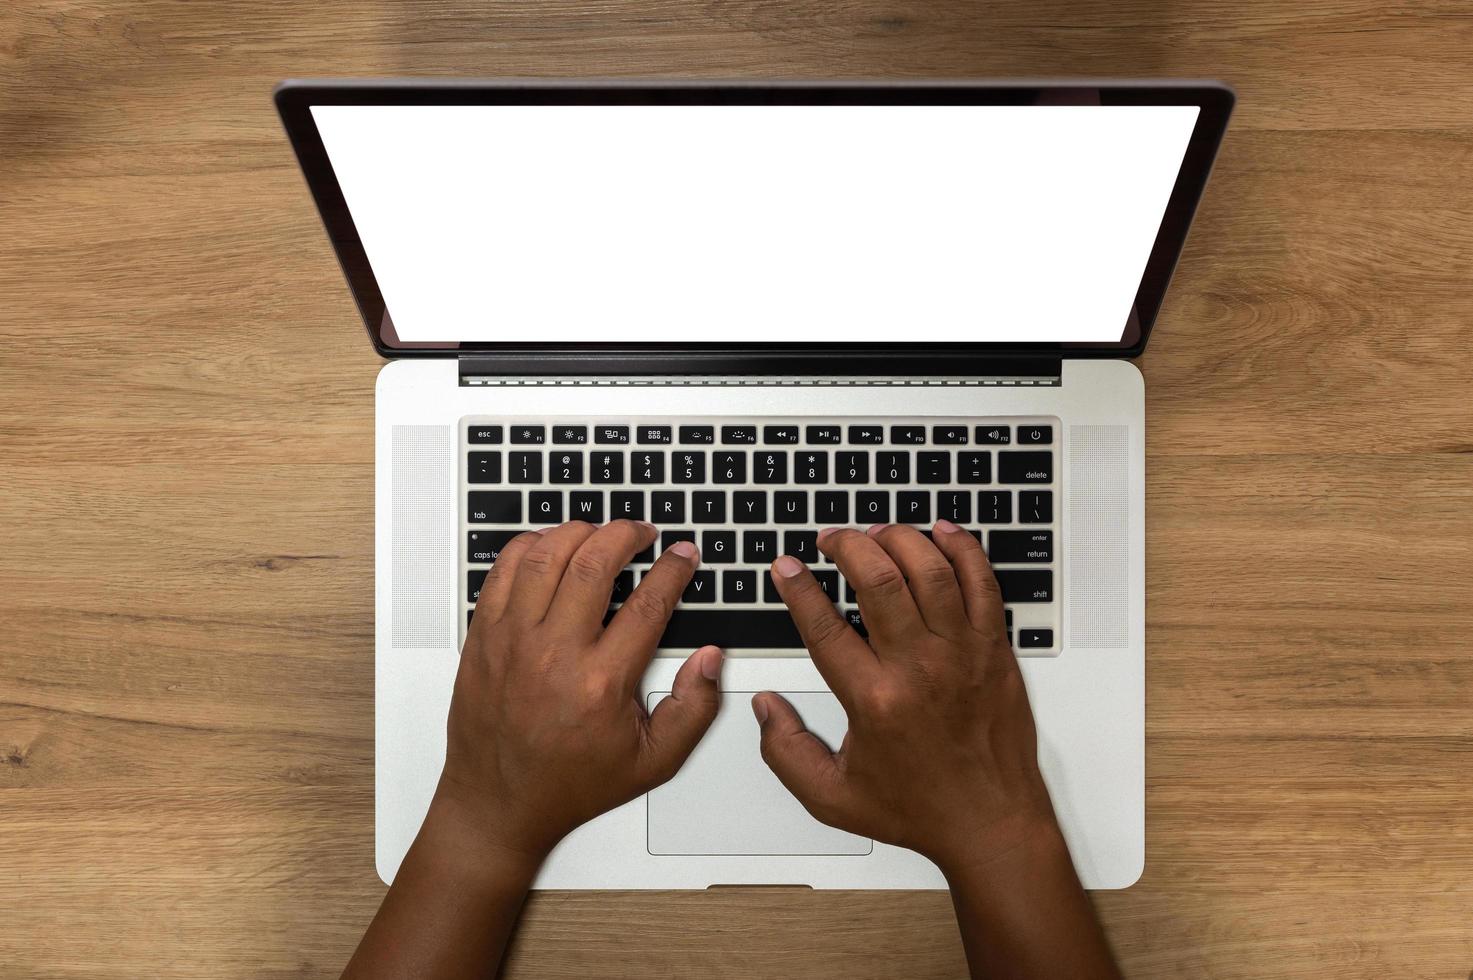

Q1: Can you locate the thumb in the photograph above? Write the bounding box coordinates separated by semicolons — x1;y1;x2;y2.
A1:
641;645;723;786
753;692;847;825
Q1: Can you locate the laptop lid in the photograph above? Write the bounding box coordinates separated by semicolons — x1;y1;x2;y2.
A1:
276;80;1233;370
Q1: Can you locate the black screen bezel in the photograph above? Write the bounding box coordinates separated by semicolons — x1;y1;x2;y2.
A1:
274;79;1234;364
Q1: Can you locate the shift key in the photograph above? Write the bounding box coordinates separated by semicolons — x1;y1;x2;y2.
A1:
994;569;1052;602
988;530;1053;563
998;451;1053;483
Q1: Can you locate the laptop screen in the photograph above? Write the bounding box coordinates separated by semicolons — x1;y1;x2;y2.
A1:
294;92;1223;354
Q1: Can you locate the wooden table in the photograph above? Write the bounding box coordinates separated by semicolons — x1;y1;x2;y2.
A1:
3;1;1471;976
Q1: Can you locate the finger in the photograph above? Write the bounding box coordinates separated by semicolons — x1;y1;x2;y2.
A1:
471;529;544;625
505;521;600;625
599;539;700;683
769;554;878;700
869;524;969;637
816;527;924;652
639;645;723;787
930;519;1007;634
753;693;849;826
545;520;659;639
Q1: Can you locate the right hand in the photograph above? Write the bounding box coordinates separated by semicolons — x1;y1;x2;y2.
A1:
758;521;1060;873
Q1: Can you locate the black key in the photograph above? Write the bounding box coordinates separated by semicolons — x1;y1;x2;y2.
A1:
596;425;630;444
511;425;546;445
932;425;969;445
553;425;588;444
999;452;1053;484
611;569;636;603
722;425;757;444
652;491;685;523
1019;628;1054;648
978;491;1013;524
988;530;1053;563
876;452;909;484
976;425;1011;445
836;451;869;484
1006;609;1014;628
958;452;991;484
784;531;819;564
661;529;696;553
1017;425;1053;446
844;581;857;602
468;491;520;523
590;451;624;484
843;608;868;637
917;452;950;484
847;425;884;444
855;491;889;523
795;451;829;484
806;425;842;444
679;425;715;444
611;491;644;521
467;529;519;563
656;610;803;649
754;451;788;484
702;530;737;563
764;425;800;444
632;451;665;484
570;491;603;523
683;570;717;603
897;491;930;524
743;531;778;563
468;609;475;628
529;491;563;522
815;490;848;524
550;451;584;484
937;491;971;523
638;425;672;444
634;543;655;564
813;570;840;602
468;425;503;444
673;451;706;484
774;491;807;524
763;574;783;604
714;451;746;484
468;452;502;483
733;491;767;524
891;426;926;444
692;491;726;523
1019;490;1053;524
468;568;488;603
508;452;542;483
724;570;757;603
995;569;1052;603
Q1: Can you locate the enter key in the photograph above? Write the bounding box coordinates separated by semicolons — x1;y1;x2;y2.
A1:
987;530;1054;563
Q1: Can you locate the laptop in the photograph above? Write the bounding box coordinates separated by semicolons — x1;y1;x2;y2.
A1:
275;79;1233;889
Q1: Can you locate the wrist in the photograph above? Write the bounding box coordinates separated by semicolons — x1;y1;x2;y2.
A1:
930;808;1070;885
421;781;553;884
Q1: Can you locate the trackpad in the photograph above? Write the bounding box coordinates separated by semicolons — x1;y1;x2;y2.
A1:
646;692;872;856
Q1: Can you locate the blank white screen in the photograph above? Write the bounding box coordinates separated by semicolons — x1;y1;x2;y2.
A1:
311;103;1199;344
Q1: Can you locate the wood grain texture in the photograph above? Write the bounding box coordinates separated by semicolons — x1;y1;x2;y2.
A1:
2;0;1472;977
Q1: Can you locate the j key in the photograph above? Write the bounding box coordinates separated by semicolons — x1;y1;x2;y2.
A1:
468;425;503;444
550;451;583;484
702;530;737;563
733;491;766;524
1017;425;1053;445
796;452;828;484
813;570;840;602
836;451;869;484
958;452;991;484
683;570;717;603
844;608;869;637
755;451;788;484
724;570;757;603
638;425;672;444
848;425;884;444
1019;490;1053;524
1019;628;1054;648
511;425;546;444
977;491;1013;524
897;491;930;523
891;426;927;444
806;425;842;444
815;490;848;524
937;491;971;523
764;425;800;444
509;452;542;483
595;425;630;444
673;451;706;484
661;530;696;554
917;452;950;484
975;426;1011;445
722;425;757;444
714;451;747;484
529;491;562;522
652;491;685;523
468;491;520;523
999;452;1053;483
590;452;623;484
570;491;603;523
467;530;519;563
632;451;665;484
784;531;819;564
468;452;502;483
876;452;910;484
553;425;588;444
679;425;715;444
774;491;807;524
994;569;1053;603
611;491;644;521
611;570;635;604
856;491;889;523
933;425;969;445
692;491;726;523
988;530;1053;563
656;610;803;649
468;568;489;603
743;531;778;563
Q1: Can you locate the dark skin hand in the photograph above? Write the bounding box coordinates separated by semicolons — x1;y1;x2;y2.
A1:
343;518;1120;980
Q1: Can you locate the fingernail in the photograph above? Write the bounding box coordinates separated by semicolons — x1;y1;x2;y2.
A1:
751;695;769;725
669;540;699;561
699;645;723;681
533;527;549;535
935;518;960;534
773;555;804;579
817;527;837;541
866;523;888;537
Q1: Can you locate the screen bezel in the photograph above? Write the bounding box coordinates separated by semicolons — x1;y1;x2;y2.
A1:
275;79;1234;363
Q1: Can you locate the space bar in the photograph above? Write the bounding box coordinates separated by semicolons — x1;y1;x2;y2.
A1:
658;610;806;650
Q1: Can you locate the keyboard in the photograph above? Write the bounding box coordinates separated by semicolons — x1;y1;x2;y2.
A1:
462;417;1061;656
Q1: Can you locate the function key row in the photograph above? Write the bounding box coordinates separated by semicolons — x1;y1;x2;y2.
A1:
469;423;1054;446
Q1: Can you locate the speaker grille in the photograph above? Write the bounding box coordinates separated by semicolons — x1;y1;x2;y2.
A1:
1067;425;1130;649
391;425;455;649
